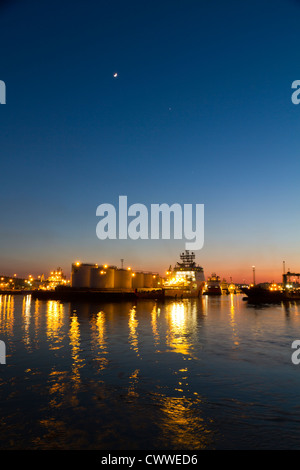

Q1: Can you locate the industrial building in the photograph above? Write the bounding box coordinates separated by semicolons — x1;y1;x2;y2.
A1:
71;262;161;291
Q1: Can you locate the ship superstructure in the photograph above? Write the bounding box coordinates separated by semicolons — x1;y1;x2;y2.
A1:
164;250;205;298
204;273;222;295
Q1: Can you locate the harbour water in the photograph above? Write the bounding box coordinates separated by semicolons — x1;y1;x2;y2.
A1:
0;293;300;450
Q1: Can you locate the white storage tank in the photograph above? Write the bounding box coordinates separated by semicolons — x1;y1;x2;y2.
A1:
90;268;101;289
132;272;144;289
90;267;115;289
71;263;97;288
143;273;153;288
103;268;115;288
114;269;132;289
152;274;160;288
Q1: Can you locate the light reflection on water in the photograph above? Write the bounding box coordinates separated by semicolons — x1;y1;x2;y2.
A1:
0;294;300;449
90;311;108;371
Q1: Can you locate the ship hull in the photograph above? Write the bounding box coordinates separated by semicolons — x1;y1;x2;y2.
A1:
203;287;222;296
241;287;294;303
163;285;204;299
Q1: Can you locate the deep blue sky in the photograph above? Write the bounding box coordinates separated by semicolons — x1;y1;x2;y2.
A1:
1;0;300;282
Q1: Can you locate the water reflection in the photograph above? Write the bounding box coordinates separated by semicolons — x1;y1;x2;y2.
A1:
283;300;300;319
1;295;300;449
46;300;65;349
69;313;84;392
229;294;240;347
34;299;41;341
158;395;213;449
0;294;14;336
129;306;139;356
128;368;140;398
90;310;108;371
151;304;159;347
22;295;31;350
165;300;197;357
47;369;69;410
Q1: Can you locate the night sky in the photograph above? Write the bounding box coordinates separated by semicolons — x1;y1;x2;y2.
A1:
1;0;300;282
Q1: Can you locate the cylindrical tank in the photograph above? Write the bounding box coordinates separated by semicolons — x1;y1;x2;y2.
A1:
71;263;96;288
90;268;101;289
90;267;115;289
143;273;153;288
103;268;115;288
152;274;160;288
114;269;132;289
132;272;144;289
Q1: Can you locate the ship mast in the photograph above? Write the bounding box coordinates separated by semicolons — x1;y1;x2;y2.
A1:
177;250;196;269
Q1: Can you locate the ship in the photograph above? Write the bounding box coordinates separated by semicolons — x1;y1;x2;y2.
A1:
242;271;300;303
241;285;284;303
162;250;205;298
203;273;222;295
228;277;237;294
228;282;237;294
220;278;229;294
